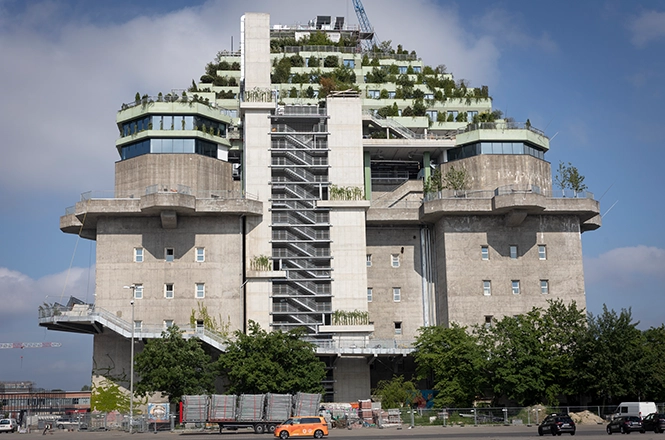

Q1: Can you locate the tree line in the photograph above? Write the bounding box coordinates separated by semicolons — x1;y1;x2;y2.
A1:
398;299;665;408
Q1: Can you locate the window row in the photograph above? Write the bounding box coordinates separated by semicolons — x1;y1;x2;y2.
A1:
481;245;547;260
448;141;546;162
129;283;206;299
134;247;205;263
366;253;401;268
366;287;401;302
482;279;550;296
121;115;227;138
120;138;218;160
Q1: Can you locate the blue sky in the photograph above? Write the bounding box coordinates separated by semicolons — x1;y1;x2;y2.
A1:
1;0;664;391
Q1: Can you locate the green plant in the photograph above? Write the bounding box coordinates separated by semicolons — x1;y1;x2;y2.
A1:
442;165;469;191
329;184;364;201
332;310;369;325
189;303;231;338
250;254;272;271
555;161;588;193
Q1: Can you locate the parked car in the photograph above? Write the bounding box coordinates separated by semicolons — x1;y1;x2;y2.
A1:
641;413;665;433
0;418;18;433
606;415;643;434
274;416;328;439
55;418;87;430
538;413;576;436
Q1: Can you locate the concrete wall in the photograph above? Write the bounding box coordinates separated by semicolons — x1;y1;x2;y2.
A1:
442;154;552;192
94;215;244;332
115;154;234;196
436;214;586;328
366;226;425;340
333;357;371;402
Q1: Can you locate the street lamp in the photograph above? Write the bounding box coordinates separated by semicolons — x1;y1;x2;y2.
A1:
123;285;136;434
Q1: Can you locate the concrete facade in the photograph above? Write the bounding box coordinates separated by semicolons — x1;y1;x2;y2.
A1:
43;10;601;405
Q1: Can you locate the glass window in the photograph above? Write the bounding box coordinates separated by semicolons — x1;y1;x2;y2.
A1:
413;66;421;73
343;59;355;68
366;254;372;267
510;245;518;259
163;116;173;130
367;288;373;302
184;116;194;130
538;245;547;260
134;247;144;263
512;280;520;295
393;287;401;302
165;248;174;262
165;283;174;299
196;320;204;333
481;245;489;260
484;315;493;328
540;280;549;294
394;321;402;335
391;254;400;268
195;283;205;299
134;320;142;331
134;284;143;299
196;247;205;262
164;320;174;329
388;91;396;99
398;66;407;74
483;280;491;296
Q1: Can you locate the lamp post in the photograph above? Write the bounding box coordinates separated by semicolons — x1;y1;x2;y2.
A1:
124;285;136;434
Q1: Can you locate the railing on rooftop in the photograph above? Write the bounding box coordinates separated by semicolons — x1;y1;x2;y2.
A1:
118;95;237;118
306;338;416;351
457;121;547;138
423;185;595;202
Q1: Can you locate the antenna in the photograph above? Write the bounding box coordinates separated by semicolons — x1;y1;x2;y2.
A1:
601;200;619;218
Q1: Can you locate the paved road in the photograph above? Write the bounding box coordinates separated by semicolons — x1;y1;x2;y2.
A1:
12;424;665;439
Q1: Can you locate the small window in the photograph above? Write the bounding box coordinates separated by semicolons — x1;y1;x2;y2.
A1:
484;315;493;328
196;320;204;333
540;280;549;294
391;254;400;268
195;247;205;262
133;284;143;299
394;321;402;335
165;248;174;262
164;320;174;329
366;254;372;267
367;288;373;302
165;283;174;299
538;245;547;260
134;248;144;263
510;245;518;259
343;59;355;68
195;283;205;299
512;280;520;295
133;320;142;331
483;280;491;296
481;246;489;260
393;287;401;302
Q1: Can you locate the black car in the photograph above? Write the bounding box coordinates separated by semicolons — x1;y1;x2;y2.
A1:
641;413;665;433
606;415;643;434
538;413;576;436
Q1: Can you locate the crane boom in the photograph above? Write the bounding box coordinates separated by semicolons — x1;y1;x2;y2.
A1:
0;342;62;349
352;0;379;52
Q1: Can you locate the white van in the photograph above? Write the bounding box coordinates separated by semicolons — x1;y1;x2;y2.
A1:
612;402;658;419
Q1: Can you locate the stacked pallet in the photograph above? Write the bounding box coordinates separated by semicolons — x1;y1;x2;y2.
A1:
237;394;265;421
293;392;321;416
265;394;293;422
358;399;373;423
182;395;208;422
208;395;237;422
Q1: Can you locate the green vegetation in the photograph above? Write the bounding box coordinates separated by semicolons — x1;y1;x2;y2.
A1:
134;325;217;404
373;376;418;409
218;321;326;394
555;161;588;193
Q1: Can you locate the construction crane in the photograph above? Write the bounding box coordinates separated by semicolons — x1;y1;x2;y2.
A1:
0;342;62;349
352;0;380;52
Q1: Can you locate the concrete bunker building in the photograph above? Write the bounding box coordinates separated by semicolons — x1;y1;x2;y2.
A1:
41;12;600;402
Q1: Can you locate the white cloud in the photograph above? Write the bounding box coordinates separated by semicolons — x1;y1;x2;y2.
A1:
627;10;665;47
0;266;93;390
1;0;528;196
585;246;665;329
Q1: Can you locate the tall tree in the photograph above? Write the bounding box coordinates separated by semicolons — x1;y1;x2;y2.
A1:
414;324;486;407
637;325;665;401
573;306;644;404
554;161;588;193
217;321;326;394
134;325;216;404
372;375;418;409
